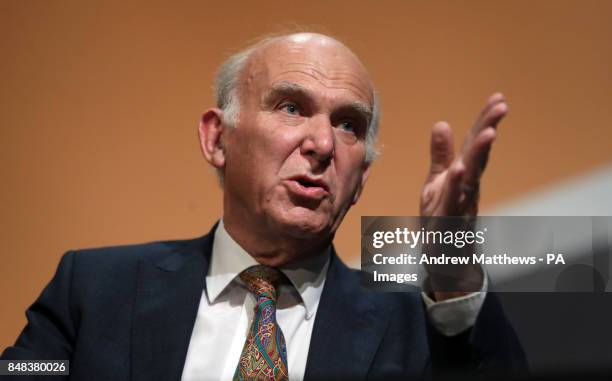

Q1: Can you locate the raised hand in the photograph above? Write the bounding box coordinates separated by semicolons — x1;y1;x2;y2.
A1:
420;93;508;218
419;93;508;300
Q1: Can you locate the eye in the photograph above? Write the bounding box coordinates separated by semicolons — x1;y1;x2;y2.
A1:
338;120;355;133
280;102;300;115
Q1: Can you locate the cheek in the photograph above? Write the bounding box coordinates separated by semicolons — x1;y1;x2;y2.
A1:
333;148;367;202
228;115;304;180
256;116;305;168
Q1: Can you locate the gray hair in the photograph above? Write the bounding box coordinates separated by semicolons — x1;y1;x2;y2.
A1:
214;34;380;163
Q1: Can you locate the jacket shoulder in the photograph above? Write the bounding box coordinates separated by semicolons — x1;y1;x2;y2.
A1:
71;237;200;265
63;236;208;295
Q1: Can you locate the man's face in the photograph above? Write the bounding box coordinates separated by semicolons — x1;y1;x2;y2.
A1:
222;35;373;244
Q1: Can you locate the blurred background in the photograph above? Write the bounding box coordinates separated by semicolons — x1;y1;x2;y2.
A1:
1;0;611;374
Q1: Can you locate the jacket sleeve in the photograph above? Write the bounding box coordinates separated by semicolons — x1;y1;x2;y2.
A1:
1;251;78;367
427;292;528;376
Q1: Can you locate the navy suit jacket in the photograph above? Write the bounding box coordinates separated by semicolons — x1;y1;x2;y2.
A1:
2;225;526;380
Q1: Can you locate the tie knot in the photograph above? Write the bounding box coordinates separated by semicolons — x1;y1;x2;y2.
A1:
239;265;282;302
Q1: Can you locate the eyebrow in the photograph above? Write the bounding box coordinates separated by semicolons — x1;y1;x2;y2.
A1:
261;81;312;107
347;101;373;124
262;81;373;123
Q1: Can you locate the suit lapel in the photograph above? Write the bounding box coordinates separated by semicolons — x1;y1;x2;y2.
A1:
131;230;214;381
304;249;391;380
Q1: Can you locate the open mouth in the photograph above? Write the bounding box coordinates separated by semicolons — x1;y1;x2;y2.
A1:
297;178;322;188
287;176;330;199
291;176;329;192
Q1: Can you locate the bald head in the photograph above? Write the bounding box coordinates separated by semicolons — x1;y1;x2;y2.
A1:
247;33;373;92
214;32;380;162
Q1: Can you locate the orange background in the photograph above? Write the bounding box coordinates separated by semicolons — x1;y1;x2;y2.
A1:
1;0;611;349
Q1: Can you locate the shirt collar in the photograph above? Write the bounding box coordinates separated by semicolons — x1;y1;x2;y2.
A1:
206;219;329;319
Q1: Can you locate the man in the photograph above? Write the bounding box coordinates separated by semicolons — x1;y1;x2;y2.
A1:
2;33;526;380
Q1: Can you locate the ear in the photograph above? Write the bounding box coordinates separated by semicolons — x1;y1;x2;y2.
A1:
351;162;371;205
198;108;226;169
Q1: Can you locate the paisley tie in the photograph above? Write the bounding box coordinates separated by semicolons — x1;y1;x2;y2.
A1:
233;265;289;381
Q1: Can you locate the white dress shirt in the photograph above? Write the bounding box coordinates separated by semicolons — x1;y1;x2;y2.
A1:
181;220;486;380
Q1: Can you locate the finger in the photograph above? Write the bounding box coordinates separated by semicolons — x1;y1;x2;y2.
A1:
428;121;455;176
462;127;497;189
442;160;466;216
473;92;505;131
463;101;507;156
480;101;508;131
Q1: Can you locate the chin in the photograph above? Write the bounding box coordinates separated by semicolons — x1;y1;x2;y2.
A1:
272;207;333;240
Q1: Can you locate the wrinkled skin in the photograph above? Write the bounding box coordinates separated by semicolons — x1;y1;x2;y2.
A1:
199;33;508;284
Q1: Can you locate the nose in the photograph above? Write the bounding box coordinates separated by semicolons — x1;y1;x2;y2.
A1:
300;115;335;167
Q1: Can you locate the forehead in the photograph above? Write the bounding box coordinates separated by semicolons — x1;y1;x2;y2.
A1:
243;35;374;106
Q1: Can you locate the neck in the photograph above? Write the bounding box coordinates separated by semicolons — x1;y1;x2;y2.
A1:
222;215;332;268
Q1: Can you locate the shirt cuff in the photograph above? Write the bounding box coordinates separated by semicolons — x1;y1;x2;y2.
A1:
421;274;488;336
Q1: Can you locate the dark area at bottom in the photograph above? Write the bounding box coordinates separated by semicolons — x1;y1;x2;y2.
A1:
498;292;612;375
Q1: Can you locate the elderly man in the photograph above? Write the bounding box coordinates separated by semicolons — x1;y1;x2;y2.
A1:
2;33;525;380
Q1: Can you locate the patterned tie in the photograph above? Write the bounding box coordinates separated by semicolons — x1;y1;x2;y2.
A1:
233;265;289;381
